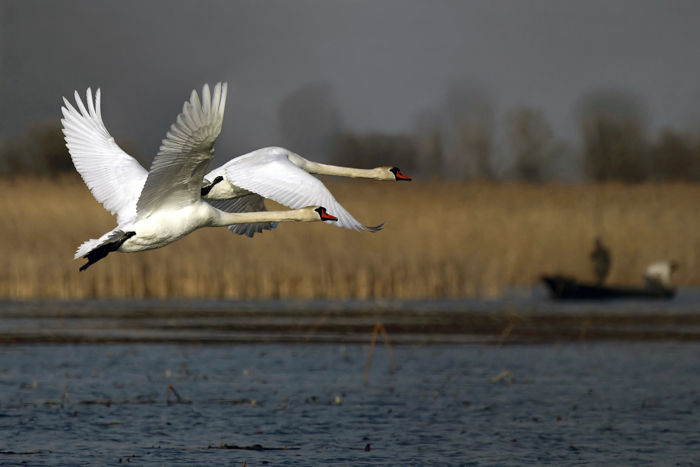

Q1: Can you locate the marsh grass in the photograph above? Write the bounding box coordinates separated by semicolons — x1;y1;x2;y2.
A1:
1;176;698;299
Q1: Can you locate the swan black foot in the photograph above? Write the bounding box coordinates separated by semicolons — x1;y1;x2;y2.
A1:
80;231;136;272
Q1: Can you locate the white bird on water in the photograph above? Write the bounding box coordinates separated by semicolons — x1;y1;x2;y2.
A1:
61;83;410;239
62;83;338;271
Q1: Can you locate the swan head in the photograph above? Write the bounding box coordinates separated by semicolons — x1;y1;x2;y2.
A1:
383;167;411;181
296;206;338;222
313;206;338;222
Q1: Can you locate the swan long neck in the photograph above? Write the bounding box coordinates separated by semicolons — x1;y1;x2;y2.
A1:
211;208;315;227
287;153;385;179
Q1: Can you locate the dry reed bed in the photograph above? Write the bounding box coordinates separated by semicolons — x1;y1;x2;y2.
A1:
1;177;698;300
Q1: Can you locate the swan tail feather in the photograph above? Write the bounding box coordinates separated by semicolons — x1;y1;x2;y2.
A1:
75;230;135;271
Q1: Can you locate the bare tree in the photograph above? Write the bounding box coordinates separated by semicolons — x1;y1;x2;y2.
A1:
412;110;444;178
651;129;700;182
0;120;72;177
331;132;418;171
443;84;495;180
505;107;560;183
278;82;343;162
0;118;148;178
576;90;651;182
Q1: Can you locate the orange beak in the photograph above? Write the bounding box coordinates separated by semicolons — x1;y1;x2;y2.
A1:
316;207;338;221
391;167;411;182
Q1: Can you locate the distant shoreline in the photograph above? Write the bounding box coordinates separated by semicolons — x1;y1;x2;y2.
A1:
2;296;700;345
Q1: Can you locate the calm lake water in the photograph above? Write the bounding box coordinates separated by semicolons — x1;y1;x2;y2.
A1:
1;342;700;466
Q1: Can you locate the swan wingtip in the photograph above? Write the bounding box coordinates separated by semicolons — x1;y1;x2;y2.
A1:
365;222;386;233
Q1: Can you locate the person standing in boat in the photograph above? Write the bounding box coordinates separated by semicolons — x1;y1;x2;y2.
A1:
590;237;611;285
644;261;678;291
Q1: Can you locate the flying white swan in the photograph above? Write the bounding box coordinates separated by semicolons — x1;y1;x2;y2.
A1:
202;146;411;237
62;83;337;271
61;84;410;238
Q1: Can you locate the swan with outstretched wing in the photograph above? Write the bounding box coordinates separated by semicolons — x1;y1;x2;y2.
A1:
62;83;409;240
63;83;336;271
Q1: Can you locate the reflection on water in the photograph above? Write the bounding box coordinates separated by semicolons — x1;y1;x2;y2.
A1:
1;343;699;466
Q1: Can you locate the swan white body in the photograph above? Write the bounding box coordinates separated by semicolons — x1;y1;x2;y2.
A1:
63;83;333;270
74;202;326;257
61;84;408;238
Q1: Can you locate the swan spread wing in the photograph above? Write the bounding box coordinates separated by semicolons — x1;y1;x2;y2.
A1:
136;82;227;219
206;194;279;237
223;148;382;232
61;88;148;224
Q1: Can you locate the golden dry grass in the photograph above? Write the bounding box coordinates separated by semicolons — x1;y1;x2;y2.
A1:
1;176;699;300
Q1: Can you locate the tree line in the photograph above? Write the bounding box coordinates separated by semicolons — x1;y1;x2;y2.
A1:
2;84;699;182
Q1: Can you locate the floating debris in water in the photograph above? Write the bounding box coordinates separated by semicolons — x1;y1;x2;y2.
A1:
489;370;514;383
167;384;191;404
217;398;260;406
0;450;50;455
206;444;299;451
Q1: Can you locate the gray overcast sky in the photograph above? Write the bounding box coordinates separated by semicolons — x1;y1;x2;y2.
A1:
2;0;700;162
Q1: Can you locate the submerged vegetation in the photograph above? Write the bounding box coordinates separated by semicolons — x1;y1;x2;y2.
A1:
0;177;698;300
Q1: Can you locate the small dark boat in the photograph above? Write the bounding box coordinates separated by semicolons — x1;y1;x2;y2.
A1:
541;275;675;300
